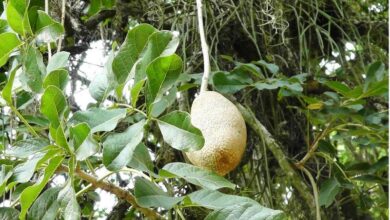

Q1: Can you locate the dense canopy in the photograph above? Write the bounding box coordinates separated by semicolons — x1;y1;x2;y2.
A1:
0;0;388;219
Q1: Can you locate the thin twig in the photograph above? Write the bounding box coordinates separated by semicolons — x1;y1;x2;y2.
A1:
45;0;52;59
57;0;66;53
196;0;211;93
9;105;39;138
295;123;332;168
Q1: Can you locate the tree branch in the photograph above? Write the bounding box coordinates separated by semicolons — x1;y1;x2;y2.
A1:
236;103;316;215
57;165;161;219
295;124;332;169
85;9;116;29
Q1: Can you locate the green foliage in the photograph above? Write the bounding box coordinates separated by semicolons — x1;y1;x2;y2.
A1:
189;190;284;219
160;162;235;190
28;187;62;220
6;0;29;35
157;111;204;151
19;156;63;219
134;177;184;209
212;64;305;97
112;24;156;84
28;182;80;220
21;46;46;92
146;54;182;106
1;66;18;103
88;50;116;103
40;86;67;128
319;177;341;207
0;207;20;220
69;108;127;133
43;69;69;90
127;143;154;173
69;123;99;161
0;32;21;67
46;51;70;72
205;202;284;220
0;3;387;219
102;120;145;171
0;19;283;218
33;11;64;43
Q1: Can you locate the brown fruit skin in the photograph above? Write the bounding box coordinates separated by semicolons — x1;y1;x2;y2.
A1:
186;91;247;176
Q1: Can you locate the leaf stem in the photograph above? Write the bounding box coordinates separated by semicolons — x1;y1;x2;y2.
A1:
295;122;333;168
116;103;147;117
176;207;186;220
9;105;40;138
85;159;97;176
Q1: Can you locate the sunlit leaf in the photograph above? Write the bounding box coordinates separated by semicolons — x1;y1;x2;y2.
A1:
131;79;145;107
157;111;204;151
189;190;284;219
134;30;179;82
57;181;81;220
1;66;18;103
324;81;351;97
6;0;28;35
0;165;13;196
10;154;44;183
43;69;69;90
7;138;49;158
149;86;177;117
70;108;127;133
0;32;21;67
40;86;67;128
364;61;385;91
112;24;156;84
361;78;388;98
146;54;182;104
46;51;70;72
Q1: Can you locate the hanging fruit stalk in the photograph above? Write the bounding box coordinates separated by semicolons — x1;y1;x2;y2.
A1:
185;0;247;176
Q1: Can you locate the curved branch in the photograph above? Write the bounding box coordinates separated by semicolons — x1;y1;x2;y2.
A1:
295;123;332;168
301;167;321;220
57;165;160;219
236;103;316;216
85;9;116;29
